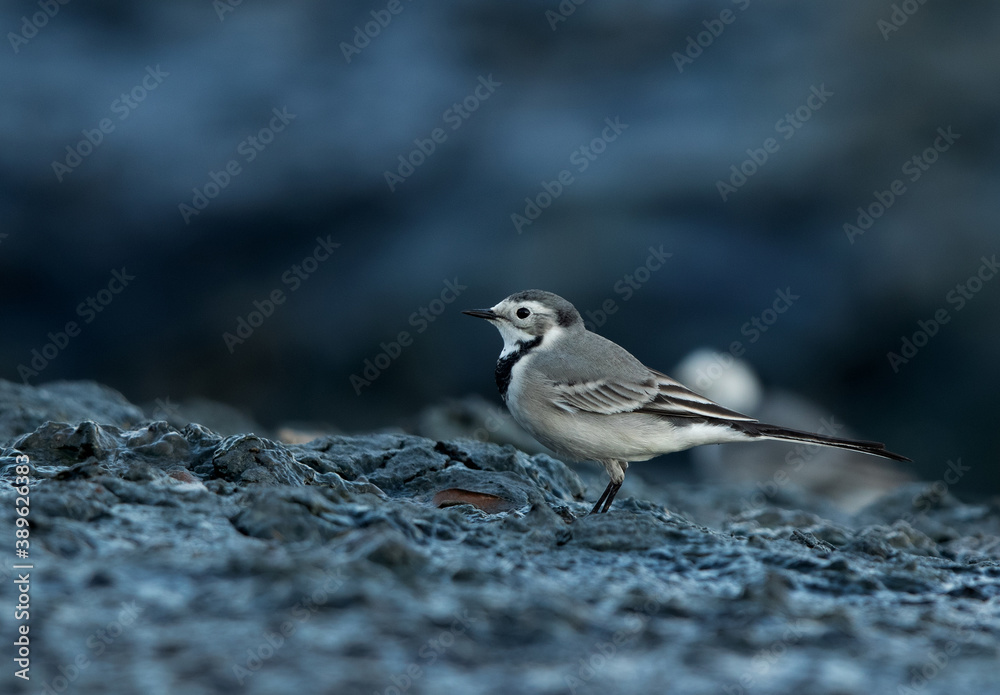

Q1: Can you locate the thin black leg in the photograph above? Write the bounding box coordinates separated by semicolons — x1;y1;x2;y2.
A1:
589;481;622;515
590;481;614;515
600;481;622;513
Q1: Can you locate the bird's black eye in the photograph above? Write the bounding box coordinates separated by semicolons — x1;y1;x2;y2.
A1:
516;307;530;319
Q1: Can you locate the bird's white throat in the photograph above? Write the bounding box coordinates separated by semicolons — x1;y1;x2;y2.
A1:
496;322;568;359
497;322;536;359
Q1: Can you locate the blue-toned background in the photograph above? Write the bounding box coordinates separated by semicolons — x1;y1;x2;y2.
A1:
2;1;997;493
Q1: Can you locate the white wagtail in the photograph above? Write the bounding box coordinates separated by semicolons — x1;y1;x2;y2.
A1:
463;290;909;514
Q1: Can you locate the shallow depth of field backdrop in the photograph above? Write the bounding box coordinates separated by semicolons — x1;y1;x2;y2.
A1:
2;1;998;494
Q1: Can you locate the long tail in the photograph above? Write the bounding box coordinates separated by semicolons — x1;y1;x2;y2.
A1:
739;422;911;462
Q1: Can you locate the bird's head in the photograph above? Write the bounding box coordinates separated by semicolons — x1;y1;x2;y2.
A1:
463;290;583;356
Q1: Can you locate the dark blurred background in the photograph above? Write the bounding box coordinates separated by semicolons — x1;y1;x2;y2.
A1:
2;1;997;494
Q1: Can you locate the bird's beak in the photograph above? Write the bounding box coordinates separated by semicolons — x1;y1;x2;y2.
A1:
462;308;499;321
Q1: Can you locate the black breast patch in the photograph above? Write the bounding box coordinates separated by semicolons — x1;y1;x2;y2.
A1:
494;336;542;400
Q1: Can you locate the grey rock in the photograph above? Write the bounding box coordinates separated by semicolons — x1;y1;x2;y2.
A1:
411;395;553;457
0;380;145;443
0;382;998;695
141;396;264;438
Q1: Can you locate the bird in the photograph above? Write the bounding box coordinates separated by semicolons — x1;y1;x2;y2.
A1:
463;290;909;514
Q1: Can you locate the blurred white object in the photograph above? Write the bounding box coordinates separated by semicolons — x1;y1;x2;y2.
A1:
673;348;764;414
673;348;912;513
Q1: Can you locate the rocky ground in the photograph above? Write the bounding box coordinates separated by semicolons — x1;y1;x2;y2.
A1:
1;380;998;695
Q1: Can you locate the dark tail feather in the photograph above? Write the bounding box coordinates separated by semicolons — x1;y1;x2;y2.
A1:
741;423;911;462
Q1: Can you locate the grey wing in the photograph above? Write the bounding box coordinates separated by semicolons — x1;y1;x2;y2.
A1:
639;369;758;421
550;377;660;414
550;368;757;422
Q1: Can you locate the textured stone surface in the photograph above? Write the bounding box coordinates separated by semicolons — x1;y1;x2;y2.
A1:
0;380;998;695
0;380;145;442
